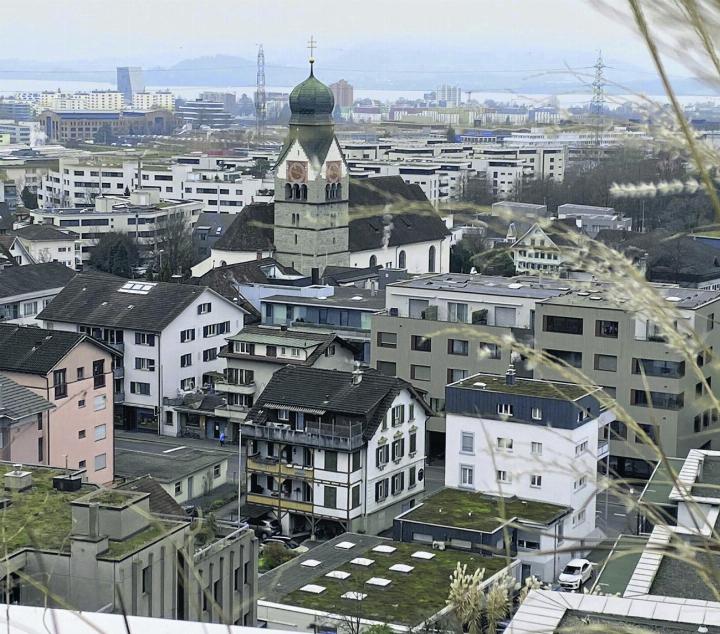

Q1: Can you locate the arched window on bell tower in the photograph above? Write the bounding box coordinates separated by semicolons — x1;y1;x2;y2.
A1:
285;183;292;200
300;184;308;200
325;184;331;201
293;184;300;199
336;183;342;199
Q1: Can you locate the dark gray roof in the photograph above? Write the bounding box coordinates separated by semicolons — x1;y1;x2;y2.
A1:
0;262;75;299
11;224;78;241
263;286;386;311
0;374;54;422
114;446;228;483
322;265;380;285
0;324;117;375
116;476;186;517
248;366;431;440
193;212;236;235
213;203;274;252
37;273;241;332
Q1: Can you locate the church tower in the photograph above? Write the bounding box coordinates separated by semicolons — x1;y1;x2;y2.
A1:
273;51;350;275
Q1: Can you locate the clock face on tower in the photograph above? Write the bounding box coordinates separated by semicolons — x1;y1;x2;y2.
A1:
326;161;341;183
287;161;308;183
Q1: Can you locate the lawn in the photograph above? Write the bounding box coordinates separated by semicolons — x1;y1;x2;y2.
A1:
401;488;569;531
282;542;508;627
101;523;174;560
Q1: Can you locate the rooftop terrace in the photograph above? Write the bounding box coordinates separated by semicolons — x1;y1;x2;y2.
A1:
398;488;570;532
591;534;649;595
451;373;596;401
260;534;508;627
692;457;720;498
640;458;686;506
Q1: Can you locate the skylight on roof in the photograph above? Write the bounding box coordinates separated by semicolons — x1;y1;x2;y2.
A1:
372;545;397;554
335;541;356;550
351;557;375;567
300;584;326;594
118;281;157;295
411;551;435;560
389;563;414;573
366;577;392;587
326;570;351;580
301;559;322;568
342;591;367;601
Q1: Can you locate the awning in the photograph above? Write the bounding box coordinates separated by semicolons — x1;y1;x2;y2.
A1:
264;403;326;415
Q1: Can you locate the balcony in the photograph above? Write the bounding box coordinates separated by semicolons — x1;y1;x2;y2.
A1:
597;440;609;460
113;366;124;379
214;404;249;421
216;380;256;395
114;391;125;403
242;421;365;451
247;455;314;479
246;492;313;514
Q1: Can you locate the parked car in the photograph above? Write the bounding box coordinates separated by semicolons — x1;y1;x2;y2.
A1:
245;517;280;540
263;535;309;554
558;558;593;590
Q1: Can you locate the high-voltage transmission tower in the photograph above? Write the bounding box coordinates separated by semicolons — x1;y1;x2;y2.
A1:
255;44;266;143
590;50;606;151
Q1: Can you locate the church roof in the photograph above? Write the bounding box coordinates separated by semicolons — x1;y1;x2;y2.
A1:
289;65;335;126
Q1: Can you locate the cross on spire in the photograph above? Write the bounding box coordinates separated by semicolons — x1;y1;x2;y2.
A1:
307;35;317;69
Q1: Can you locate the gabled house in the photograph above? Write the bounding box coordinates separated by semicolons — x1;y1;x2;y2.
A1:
0;323;118;483
8;224;78;269
243;365;432;535
0;262;76;324
37;273;247;435
509;221;577;275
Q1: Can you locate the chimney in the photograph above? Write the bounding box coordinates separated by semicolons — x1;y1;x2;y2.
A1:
256;250;263;261
351;363;363;386
505;363;516;386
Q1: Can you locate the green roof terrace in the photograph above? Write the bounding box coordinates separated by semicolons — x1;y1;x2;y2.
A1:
451;373;597;401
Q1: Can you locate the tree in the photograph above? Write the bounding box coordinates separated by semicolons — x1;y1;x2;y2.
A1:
20;186;38;210
262;543;295;570
88;232;139;277
156;214;194;278
446;126;456;142
473;248;516;276
93;124;115;145
248;158;270;179
124;186;131;196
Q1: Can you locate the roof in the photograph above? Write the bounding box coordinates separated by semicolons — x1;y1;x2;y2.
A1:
322;264;381;285
114;446;229;484
11;224;78;241
213;203;274;252
194;257;302;286
37;273;243;332
0;262;75;299
247;366;431;440
263;286;386;311
591;534;650;595
398;488;570;532
0;374;54;421
0;324;116;375
451;372;596;400
192;211;237;236
639;458;685;506
259;533;508;628
116;476;186;517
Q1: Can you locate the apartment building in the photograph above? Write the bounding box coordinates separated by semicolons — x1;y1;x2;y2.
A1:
0;262;76;324
40;109;174;143
30;190;203;264
133;91;175;111
0;324;117;483
534;287;720;477
243;365;431;535
38;273;247;434
0;464;258;625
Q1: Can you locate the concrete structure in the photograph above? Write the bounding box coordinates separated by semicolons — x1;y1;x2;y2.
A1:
242;366;430;535
0;324;117;483
117;66;145;104
436;84;462;107
329;79;354;108
133;91;175;111
0;121;39;145
0;100;33;121
40;109;173;143
38;274;247;435
556;203;633;237
177;101;234;129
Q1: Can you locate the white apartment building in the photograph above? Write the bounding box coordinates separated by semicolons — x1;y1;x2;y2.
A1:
38;274;247;434
132;91;175;111
39;91;124;111
30;190;203;264
444;371;612;574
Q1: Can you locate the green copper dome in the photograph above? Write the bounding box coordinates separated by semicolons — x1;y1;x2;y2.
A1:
289;64;335;125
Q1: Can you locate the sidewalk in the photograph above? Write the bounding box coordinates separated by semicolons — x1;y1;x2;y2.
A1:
116;429;240;456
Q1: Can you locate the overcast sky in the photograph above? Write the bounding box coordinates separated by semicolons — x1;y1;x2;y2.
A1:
1;0;658;71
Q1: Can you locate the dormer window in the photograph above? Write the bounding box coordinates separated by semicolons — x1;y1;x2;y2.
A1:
497;403;513;416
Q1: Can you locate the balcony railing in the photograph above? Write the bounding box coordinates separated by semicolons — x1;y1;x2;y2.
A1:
246;492;313;513
216;380;256;395
597;440;609;460
113;366;124;379
114;391;125;403
242;421;365;450
247;455;314;479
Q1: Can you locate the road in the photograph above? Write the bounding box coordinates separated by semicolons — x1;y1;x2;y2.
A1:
596;482;640;537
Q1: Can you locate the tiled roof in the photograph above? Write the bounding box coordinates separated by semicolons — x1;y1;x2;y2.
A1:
11;224;78;241
0;262;75;299
213;203;274;252
38;273;241;332
0;374;53;422
116;476;186;517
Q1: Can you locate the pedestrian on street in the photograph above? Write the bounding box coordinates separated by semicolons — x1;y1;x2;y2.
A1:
219;431;225;447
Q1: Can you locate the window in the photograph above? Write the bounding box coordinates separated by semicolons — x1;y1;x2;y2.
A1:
76;367;85;381
479;343;501;359
391;472;405;495
180;353;192;367
376;445;389;468
134;357;155;372
130;382;150;395
574;476;587;490
496;469;509;483
530;474;542;488
180;328;195;342
23;301;38;317
411;335;432;352
213;464;221;479
392;438;405;461
575;440;588;456
94;424;107;441
497;403;513;416
543;315;583;335
610;420;628;440
375;478;389;502
632;358;685;378
497;437;513;451
324;486;337;509
78;429;86;439
635;423;657;443
409;431;417;454
545;349;582;368
595;320;619;338
448;338;469;356
461;432;474;454
518;538;541;550
94;453;107;471
94;395;107;411
180;377;195;391
235;342;255;355
352;450;361;471
409;404;415;420
531;441;543;455
428;245;436;273
573;509;586;526
409;466;417;488
376;361;397;376
398;250;406;269
351;484;361;508
594;354;617;372
448;302;468;323
203;322;230;338
391;405;405;426
79;460;86;469
531;407;542;420
174;481;182;496
203;348;218;362
630;389;684;410
709;313;715;331
409;299;430;319
278;409;289;421
135;332;155;346
53;369;67;399
460;465;474;487
324;451;338;472
410;364;431;381
198;303;211;315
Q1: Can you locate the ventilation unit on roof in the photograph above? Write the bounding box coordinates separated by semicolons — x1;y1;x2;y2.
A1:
666;296;682;302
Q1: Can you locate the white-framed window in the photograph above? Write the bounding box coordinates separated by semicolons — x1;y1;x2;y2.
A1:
94;424;107;441
197;302;211;314
496;470;509;483
518;538;541;550
134;332;155;347
497;403;513;416
180;328;195;343
174;482;182;496
376;444;389;468
572;509;586;526
575;440;588;456
130;381;150;395
94;453;107;471
93;395;107;411
461;432;474;454
391;404;405;426
531;441;543;455
134;357;156;372
180;353;192;368
278;409;289;421
460;465;474;487
23;301;38;316
291;347;300;357
531;407;542;420
574;476;587;490
496;437;513;451
202;348;217;362
577;408;590;422
530;474;542;488
375;478;389;502
180;377;195;391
